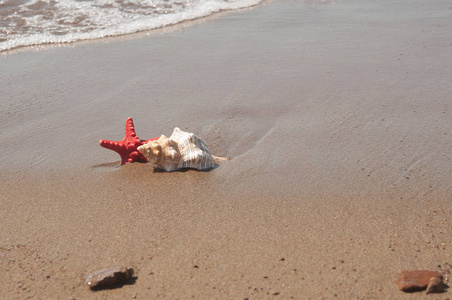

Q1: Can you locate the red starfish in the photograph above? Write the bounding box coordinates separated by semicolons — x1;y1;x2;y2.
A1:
99;117;158;165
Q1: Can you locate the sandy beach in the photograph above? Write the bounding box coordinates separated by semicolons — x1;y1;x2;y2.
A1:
1;0;451;298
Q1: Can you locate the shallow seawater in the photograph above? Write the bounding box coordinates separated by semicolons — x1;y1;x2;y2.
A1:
0;0;262;52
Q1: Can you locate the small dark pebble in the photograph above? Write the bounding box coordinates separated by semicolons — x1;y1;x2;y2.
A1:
193;265;199;269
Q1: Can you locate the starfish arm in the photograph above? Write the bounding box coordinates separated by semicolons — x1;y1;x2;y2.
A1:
125;117;138;138
99;139;121;151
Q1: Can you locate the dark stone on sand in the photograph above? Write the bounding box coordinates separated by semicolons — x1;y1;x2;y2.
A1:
396;270;443;293
84;266;134;290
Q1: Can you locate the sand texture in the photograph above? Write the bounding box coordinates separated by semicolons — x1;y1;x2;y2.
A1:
0;0;451;298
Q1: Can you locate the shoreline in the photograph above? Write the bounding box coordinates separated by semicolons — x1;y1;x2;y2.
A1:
0;0;269;58
1;0;451;298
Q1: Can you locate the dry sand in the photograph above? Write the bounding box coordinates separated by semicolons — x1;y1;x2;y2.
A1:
1;0;451;298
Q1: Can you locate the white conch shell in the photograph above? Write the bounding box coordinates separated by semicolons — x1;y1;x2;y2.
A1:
138;127;228;171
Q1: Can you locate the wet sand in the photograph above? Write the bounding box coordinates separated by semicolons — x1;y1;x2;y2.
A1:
1;0;451;298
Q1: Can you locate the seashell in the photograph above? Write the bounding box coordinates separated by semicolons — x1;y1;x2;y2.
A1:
137;127;228;171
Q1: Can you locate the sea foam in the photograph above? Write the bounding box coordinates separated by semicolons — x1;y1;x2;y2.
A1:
0;0;262;52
